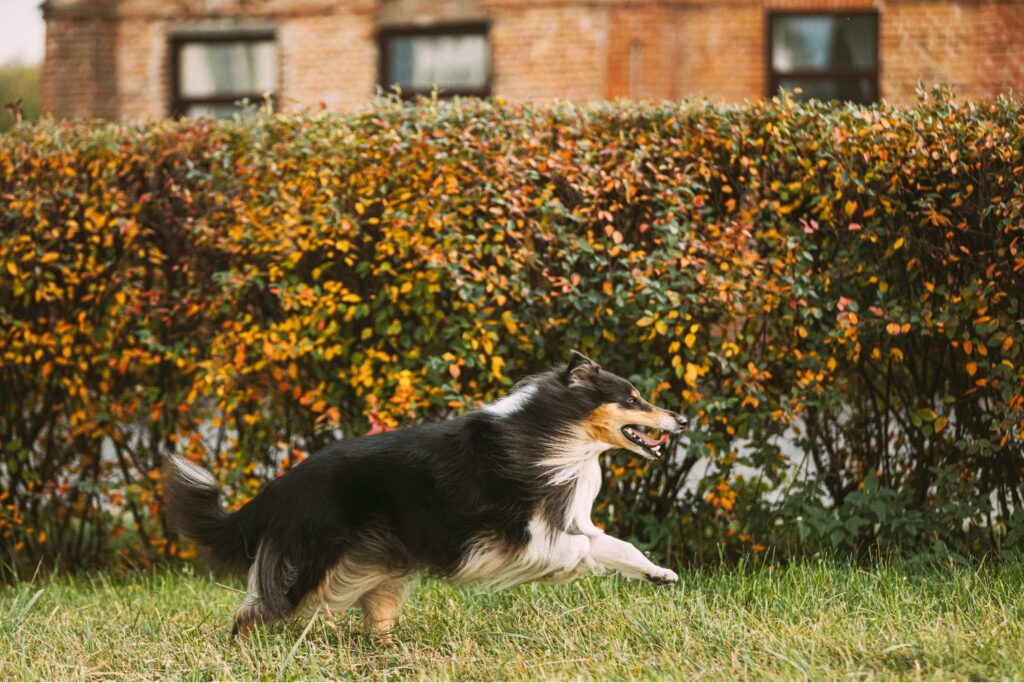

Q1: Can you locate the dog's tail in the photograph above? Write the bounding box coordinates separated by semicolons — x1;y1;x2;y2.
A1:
163;455;261;575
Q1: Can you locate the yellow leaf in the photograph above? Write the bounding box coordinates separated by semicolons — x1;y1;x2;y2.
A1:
893;237;905;250
491;355;505;380
602;281;613;296
40;252;60;264
684;333;697;349
966;361;977;376
684;362;707;389
636;317;654;328
934;416;948;433
501;310;518;334
845;200;857;216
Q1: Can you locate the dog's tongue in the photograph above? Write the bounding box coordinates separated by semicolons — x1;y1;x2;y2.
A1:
633;429;669;447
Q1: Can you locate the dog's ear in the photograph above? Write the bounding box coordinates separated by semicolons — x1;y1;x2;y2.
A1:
563;350;599;386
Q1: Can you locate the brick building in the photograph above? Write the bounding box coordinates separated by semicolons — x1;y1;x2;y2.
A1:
41;0;1024;120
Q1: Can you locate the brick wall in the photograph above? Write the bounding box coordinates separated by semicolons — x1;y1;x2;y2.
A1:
116;18;169;120
675;2;765;102
40;0;1024;119
883;2;1024;103
491;4;610;100
606;4;679;100
42;0;119;119
279;12;378;111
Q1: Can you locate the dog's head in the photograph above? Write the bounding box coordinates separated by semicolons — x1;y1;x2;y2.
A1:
559;350;688;460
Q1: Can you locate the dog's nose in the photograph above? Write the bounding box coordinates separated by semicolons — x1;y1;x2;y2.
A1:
674;414;689;431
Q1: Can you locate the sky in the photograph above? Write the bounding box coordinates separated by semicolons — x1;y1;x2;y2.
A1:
0;0;46;65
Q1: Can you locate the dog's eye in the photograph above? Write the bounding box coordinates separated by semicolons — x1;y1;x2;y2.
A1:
624;396;639;406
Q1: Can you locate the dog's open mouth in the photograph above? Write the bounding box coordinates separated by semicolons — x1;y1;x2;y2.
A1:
621;425;670;458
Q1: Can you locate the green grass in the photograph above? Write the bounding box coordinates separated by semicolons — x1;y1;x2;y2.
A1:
2;561;1023;681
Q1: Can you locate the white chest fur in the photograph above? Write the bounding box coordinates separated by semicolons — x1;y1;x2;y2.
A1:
564;458;603;537
454;456;603;588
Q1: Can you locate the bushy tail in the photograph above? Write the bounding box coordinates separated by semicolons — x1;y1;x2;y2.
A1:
164;455;260;575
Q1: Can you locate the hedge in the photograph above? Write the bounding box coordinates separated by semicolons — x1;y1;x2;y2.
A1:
2;91;1023;572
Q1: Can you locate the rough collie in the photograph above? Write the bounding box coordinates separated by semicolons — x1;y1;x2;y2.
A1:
166;351;688;636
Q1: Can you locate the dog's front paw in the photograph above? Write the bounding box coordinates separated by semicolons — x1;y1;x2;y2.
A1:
645;567;678;586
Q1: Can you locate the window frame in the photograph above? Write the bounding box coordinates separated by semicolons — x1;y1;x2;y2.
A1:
765;10;880;104
377;22;493;99
169;31;279;118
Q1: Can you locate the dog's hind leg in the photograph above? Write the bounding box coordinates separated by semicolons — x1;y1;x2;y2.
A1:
314;554;392;621
230;540;306;637
359;575;418;634
231;598;265;638
232;553;273;637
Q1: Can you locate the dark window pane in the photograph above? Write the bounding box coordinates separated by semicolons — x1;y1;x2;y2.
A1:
385;33;488;91
178;40;277;98
389;36;415;89
772;15;876;72
778;77;875;104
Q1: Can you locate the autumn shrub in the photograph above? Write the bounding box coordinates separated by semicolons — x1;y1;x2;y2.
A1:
1;91;1022;572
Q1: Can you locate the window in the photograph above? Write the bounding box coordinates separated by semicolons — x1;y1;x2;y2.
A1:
171;35;277;118
379;25;490;97
768;12;878;104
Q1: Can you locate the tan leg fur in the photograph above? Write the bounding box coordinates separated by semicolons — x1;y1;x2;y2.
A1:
358;577;415;633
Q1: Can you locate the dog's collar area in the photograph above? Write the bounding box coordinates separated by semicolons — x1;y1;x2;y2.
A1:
621;425;669;458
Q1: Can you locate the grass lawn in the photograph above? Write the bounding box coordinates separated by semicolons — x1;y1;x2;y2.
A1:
2;560;1022;681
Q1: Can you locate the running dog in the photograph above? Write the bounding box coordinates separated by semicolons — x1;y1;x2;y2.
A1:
165;351;688;636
